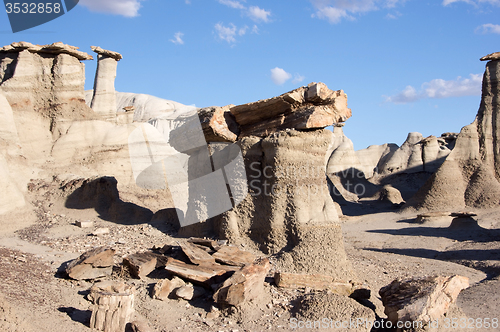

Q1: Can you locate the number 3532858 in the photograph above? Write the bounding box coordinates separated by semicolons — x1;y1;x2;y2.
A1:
5;3;61;14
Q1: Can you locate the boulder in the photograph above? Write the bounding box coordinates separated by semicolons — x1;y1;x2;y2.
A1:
213;258;270;306
379;275;469;327
65;247;115;280
152;277;185;301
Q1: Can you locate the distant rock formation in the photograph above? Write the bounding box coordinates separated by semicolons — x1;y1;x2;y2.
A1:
406;52;500;211
326;126;456;203
89;46;122;121
0;41;96;161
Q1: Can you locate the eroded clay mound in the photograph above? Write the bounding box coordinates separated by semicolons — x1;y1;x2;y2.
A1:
294;291;375;332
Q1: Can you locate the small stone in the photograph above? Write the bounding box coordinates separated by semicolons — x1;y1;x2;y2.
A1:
176;285;195;300
76;220;93;228
92;227;110;235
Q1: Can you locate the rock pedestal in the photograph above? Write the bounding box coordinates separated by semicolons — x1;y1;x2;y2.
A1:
90;46;122;121
183;83;356;281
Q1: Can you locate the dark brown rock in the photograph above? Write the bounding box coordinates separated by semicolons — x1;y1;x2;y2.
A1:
65;247;115;280
123;252;157;279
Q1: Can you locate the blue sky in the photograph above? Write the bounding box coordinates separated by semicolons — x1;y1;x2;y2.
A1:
1;0;499;149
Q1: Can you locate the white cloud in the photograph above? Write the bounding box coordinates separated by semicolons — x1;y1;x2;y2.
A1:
238;26;248;35
170;32;184;45
271;67;292;85
310;0;406;23
292;74;305;84
215;23;238;43
475;23;500;34
79;0;143;17
252;25;259;34
443;0;500;5
218;1;272;23
247;6;271;22
218;0;246;9
386;74;482;104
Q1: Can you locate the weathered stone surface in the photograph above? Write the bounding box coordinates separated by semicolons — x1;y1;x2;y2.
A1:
66;247;115;280
123;252;157;279
295;292;375;332
198;105;239;142
379;275;469;326
481;51;500;61
274;272;353;296
187;237;221;251
179;241;216;266
212;246;256;267
213;258;270;306
164;258;230;285
91;46;123;61
152;277;185;301
89;281;135;332
230;82;351;137
0;41;93;60
90;47;120;121
201;129;354;281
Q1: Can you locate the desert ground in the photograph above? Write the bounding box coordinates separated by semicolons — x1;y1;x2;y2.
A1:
0;189;498;332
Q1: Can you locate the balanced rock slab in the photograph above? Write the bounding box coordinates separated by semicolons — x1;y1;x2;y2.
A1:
229;82;351;137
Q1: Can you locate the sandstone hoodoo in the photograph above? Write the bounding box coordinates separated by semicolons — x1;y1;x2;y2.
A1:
90;46;123;121
186;82;356;281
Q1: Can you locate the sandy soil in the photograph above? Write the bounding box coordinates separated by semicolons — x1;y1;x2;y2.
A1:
0;191;499;332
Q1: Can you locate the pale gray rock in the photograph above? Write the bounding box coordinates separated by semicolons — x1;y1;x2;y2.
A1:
90;47;120;121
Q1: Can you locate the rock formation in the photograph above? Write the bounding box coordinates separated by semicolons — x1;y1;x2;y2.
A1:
0;42;96;160
90;46;122;121
181;83;356;281
406;52;500;211
326;127;455;203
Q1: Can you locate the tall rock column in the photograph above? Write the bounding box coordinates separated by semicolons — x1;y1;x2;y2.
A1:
90;46;122;121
